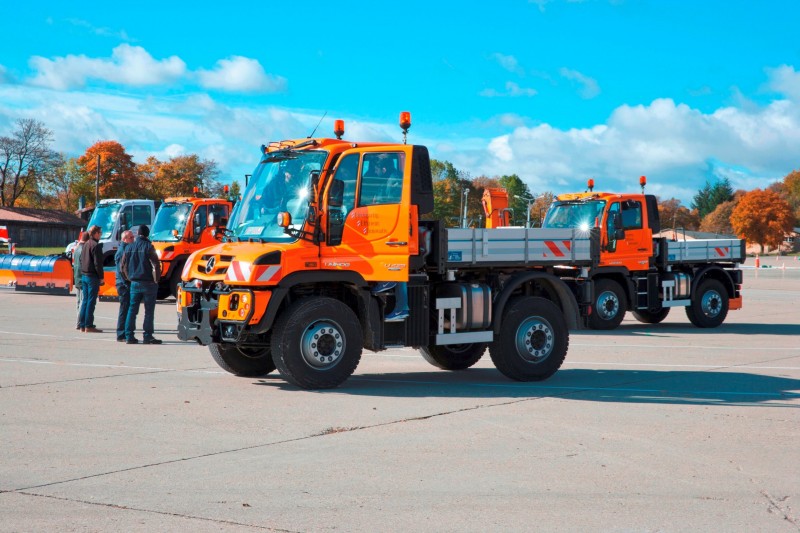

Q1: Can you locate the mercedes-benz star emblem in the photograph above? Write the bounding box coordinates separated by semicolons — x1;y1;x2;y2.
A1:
205;256;216;273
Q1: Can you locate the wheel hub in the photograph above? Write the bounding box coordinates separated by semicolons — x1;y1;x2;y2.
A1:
701;290;722;317
515;317;554;363
597;291;619;320
300;321;345;368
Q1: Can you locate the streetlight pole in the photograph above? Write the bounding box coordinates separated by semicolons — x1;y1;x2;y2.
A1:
94;154;100;207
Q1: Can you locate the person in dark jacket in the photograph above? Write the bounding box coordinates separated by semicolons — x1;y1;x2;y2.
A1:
78;225;104;332
121;225;162;344
114;230;135;342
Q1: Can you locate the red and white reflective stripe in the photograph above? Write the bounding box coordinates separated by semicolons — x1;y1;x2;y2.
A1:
715;247;729;257
225;260;252;282
160;250;178;260
544;240;572;258
0;226;8;243
255;265;281;282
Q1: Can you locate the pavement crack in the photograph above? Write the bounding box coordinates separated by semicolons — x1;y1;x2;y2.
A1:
13;492;297;532
759;489;799;530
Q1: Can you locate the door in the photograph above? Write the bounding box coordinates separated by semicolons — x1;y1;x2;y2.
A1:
321;148;411;282
601;198;652;271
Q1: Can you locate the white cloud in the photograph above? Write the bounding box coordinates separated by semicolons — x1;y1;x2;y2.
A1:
480;81;538;98
28;44;185;90
0;64;8;84
491;53;525;76
462;94;800;201
559;67;600;99
196;56;286;93
766;64;800;100
65;18;132;41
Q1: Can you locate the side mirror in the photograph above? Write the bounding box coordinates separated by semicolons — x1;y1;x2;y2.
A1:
171;229;180;239
277;212;292;228
613;213;625;240
329;179;344;207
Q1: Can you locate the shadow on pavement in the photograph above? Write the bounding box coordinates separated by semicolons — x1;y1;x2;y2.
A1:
254;368;800;407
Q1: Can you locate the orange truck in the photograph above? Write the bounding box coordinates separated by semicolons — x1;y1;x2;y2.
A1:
96;196;233;301
541;178;745;330
177;113;600;389
150;197;233;299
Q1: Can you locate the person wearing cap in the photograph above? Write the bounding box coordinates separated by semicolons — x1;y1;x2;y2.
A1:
78;225;104;333
120;225;162;345
72;231;90;330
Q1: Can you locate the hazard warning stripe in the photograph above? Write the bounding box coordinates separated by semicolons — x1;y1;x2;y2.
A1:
715;247;729;257
225;261;252;282
544;240;572;257
0;225;8;243
255;265;281;282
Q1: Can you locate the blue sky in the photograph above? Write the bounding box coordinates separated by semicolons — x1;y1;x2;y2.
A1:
1;0;799;204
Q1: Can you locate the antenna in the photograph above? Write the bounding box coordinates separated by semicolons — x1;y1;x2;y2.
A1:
308;111;328;138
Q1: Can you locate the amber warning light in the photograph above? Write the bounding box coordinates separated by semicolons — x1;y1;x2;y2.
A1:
334;120;345;140
587;178;594;192
639;175;647;192
400;111;411;144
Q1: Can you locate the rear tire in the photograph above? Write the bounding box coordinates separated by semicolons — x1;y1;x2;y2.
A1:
588;279;627;330
631;307;670;324
420;343;487;370
489;297;568;381
209;343;276;376
685;279;728;328
271;297;363;389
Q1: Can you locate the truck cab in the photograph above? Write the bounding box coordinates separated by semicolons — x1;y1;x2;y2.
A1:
71;199;158;265
150;197;232;298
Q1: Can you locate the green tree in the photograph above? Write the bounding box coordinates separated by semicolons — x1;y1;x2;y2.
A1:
692;178;734;219
498;174;534;226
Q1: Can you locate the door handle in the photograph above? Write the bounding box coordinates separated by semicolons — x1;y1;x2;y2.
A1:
385;241;408;246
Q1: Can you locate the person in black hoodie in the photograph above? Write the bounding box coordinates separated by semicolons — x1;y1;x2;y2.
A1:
78;225;104;332
120;225;162;344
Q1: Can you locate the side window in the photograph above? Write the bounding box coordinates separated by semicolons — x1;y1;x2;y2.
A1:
132;205;151;226
208;203;229;225
120;205;133;228
359;152;405;206
621;200;642;229
194;205;208;233
334;154;359;214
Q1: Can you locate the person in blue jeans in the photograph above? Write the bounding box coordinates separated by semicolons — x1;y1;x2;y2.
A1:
120;225;162;345
114;230;135;342
78;225;104;332
372;281;409;322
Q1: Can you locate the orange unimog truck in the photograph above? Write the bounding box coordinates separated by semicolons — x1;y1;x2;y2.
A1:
541;178;745;330
150;197;233;299
177;113;602;389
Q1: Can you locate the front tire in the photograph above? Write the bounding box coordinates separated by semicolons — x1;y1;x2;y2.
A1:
420;343;487;370
631;307;670;324
489;297;568;381
588;279;627;330
271;297;363;389
209;343;276;376
685;278;728;328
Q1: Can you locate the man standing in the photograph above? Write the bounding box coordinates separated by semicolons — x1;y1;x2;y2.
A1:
78;225;104;333
72;231;89;330
114;230;135;342
121;225;162;345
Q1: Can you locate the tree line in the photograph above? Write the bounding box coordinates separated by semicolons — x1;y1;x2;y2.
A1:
0;118;235;212
1;118;797;252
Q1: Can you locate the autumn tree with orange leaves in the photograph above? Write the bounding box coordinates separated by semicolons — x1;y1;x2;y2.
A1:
137;154;221;200
730;189;795;253
77;141;138;201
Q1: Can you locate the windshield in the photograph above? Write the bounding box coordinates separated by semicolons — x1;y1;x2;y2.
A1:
543;200;606;231
228;150;328;242
87;203;121;240
151;202;192;242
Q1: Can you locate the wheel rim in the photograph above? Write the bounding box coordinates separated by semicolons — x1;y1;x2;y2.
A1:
700;289;722;318
300;320;345;369
514;316;554;363
596;290;619;320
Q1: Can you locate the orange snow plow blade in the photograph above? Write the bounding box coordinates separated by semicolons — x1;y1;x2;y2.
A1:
0;254;73;295
98;267;119;301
